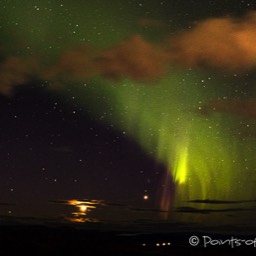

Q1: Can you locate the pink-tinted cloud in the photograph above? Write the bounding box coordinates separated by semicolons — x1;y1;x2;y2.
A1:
95;35;169;81
3;12;256;95
168;12;256;71
43;45;98;82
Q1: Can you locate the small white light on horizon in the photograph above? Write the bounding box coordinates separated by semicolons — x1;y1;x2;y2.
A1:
143;195;149;200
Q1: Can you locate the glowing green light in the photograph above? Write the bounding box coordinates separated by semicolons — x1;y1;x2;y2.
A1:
173;145;189;185
68;71;256;213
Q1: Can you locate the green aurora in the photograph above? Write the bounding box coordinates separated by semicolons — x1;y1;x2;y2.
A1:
69;71;256;214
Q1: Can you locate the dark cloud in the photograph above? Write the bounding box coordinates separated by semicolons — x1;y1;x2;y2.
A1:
198;99;256;119
176;206;253;214
187;199;256;204
130;207;167;213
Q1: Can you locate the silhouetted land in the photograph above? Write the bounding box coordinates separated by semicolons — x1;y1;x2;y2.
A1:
0;224;255;255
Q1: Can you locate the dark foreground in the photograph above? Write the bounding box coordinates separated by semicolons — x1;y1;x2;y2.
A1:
1;225;255;255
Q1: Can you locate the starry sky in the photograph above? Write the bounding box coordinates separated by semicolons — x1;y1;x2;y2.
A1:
1;0;256;228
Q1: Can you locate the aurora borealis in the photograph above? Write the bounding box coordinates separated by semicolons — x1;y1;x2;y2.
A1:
1;0;256;230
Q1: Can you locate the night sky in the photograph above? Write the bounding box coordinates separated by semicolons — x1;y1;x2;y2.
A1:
1;0;256;229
